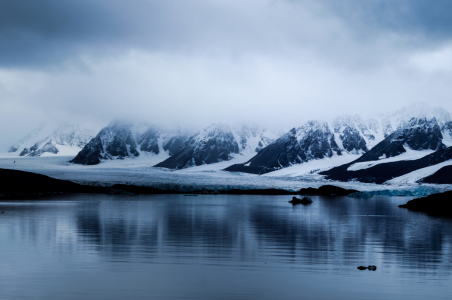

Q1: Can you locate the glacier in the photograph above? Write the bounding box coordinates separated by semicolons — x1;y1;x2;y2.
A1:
0;155;450;196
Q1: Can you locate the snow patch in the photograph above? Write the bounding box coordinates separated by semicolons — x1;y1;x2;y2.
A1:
347;145;434;171
386;160;452;184
0;155;451;196
265;153;359;177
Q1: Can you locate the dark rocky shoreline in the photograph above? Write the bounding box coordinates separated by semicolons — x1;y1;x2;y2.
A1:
0;168;361;199
399;191;452;218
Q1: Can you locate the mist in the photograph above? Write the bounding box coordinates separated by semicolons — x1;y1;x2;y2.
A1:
1;0;452;150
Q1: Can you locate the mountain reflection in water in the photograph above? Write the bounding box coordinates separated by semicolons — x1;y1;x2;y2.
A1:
0;194;451;300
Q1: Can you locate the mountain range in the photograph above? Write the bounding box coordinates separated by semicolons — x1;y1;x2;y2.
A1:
7;103;452;185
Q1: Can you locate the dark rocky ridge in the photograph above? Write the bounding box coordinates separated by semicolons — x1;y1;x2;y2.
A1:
155;124;240;169
162;136;186;156
322;146;452;184
361;117;443;161
332;115;372;152
421;166;452;184
71;122;188;165
71;122;139;165
137;127;160;153
20;142;60;157
321;117;446;183
225;121;343;175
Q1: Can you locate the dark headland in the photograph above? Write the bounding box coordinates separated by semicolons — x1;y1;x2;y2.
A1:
399;191;452;218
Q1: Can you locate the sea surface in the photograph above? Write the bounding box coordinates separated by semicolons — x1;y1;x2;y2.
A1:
0;194;451;300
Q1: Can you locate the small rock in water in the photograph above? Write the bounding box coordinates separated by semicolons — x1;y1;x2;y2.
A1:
288;196;313;205
367;265;377;271
357;266;367;270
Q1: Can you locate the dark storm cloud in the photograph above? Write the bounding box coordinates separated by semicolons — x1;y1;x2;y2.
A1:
0;0;117;66
3;0;452;68
325;0;452;42
2;0;452;150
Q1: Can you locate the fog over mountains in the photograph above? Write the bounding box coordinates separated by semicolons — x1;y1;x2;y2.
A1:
7;123;98;157
6;103;452;185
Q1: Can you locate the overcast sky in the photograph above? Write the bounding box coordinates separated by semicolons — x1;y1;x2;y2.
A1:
2;0;452;149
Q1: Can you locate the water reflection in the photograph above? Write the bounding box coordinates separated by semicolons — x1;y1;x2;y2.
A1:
68;195;452;271
1;194;452;299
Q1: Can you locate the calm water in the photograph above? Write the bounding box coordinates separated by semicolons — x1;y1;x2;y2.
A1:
0;194;451;300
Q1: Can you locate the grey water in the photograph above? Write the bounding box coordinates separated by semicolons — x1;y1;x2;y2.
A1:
0;194;451;300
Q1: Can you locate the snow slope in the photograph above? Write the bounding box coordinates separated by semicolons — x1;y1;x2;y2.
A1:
347;145;435;171
0;155;451;197
265;153;359;178
386;160;452;184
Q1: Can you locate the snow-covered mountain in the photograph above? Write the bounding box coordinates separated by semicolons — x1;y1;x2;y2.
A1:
226;103;452;176
71;121;190;165
320;117;448;183
8;124;97;157
154;123;279;169
154;123;239;169
232;123;280;154
331;115;382;151
379;103;451;138
225;117;381;175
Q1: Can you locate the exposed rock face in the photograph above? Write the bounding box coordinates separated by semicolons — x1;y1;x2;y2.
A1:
441;121;452;147
225;121;341;174
356;117;444;162
10;124;96;157
162;136;185;156
320;118;448;183
70;137;104;165
332;115;374;152
231;123;277;154
442;121;452;135
297;121;341;159
71;122;138;165
137;127;160;154
154;124;240;169
71;121;188;165
321;146;452;184
29;142;59;157
340;127;368;153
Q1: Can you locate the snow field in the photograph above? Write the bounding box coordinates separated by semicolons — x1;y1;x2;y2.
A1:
0;154;451;197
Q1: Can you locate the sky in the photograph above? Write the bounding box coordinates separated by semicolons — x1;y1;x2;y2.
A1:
2;0;452;150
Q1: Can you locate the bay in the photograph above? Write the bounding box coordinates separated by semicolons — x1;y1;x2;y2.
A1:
0;194;451;300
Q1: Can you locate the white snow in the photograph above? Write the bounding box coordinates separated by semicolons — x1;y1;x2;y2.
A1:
40;145;85;157
264;153;359;177
7;123;99;156
347;146;434;171
386;160;452;184
2;154;449;197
